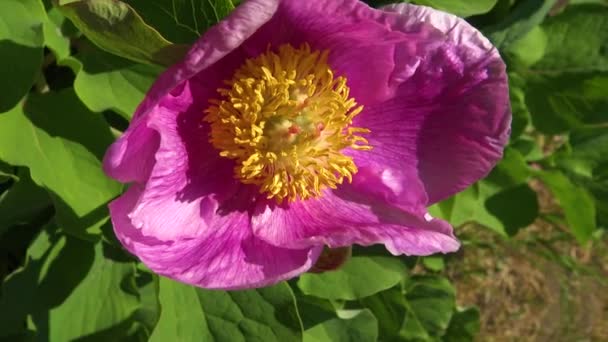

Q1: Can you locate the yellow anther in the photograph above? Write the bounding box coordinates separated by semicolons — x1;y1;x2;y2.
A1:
205;44;372;203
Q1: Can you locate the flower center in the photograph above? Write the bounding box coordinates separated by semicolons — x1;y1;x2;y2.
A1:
205;44;371;203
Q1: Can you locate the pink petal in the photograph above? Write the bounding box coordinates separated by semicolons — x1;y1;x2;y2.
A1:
379;3;511;203
111;185;322;290
252;188;459;256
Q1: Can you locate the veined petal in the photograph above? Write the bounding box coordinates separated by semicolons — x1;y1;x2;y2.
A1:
111;185;322;290
252;188;459;256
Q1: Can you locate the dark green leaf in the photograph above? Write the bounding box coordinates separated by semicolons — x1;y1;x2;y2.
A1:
303;309;378;342
403;275;456;339
533;4;608;72
0;168;51;235
414;0;498;17
125;0;235;43
485;183;539;236
526;72;608;134
298;256;405;300
360;276;456;341
484;0;558;48
0;227;140;340
443;307;481;342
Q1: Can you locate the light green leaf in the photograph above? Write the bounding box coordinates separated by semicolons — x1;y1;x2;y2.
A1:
68;46;161;118
303;309;378;342
537;170;596;243
0;90;121;240
298;256;405;300
414;0;498;17
506;26;547;67
43;7;74;62
0;0;46;112
151;278;303;341
59;0;189;66
149;277;213;342
422;255;445;272
430;182;507;235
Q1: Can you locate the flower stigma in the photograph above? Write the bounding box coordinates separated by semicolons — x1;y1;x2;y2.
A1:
205;44;372;203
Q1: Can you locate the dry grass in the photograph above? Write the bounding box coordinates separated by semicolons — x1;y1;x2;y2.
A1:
443;179;608;341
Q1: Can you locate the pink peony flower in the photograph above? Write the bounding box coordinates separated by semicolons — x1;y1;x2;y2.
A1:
104;0;510;289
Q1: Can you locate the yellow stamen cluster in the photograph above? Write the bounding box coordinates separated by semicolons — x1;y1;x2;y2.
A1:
205;44;371;203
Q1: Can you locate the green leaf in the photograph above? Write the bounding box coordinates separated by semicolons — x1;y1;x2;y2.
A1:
422;255;445;272
303;309;378;342
485;183;539;236
430;147;538;237
360;275;456;341
43;7;75;62
505;26;547;67
430;182;508;236
133;268;161;335
149;277;213;341
359;287;410;341
525;72;608;134
508;73;532;139
68;46;162;118
151;278;302;341
533;4;608;72
0;0;46;112
298;256;405;300
443;307;481;342
125;0;235;44
413;0;498;17
59;0;189;66
403;275;456;339
484;0;558;48
0;168;51;235
485;147;531;188
0;227;140;340
556;127;608;227
0;90;121;240
537;170;596;243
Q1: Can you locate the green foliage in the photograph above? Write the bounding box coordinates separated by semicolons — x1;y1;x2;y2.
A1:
70;47;162;118
0;0;46;112
151;278;303;341
303;309;378;342
414;0;498;17
0;0;606;341
58;0;189;66
298;256;406;300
